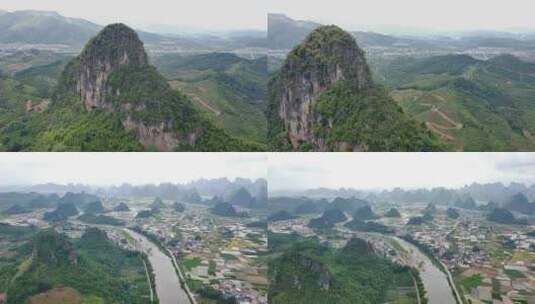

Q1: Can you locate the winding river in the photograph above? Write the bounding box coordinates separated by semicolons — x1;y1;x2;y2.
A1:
124;229;190;304
393;237;458;304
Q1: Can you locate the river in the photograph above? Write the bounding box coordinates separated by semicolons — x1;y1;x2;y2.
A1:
124;229;190;304
393;237;457;304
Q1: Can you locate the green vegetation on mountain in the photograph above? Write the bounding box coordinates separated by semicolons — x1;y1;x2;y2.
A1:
229;187;256;208
352;206;378;221
330;197;369;213
0;23;263;152
446;208;460;219
487;208;526;225
344;220;393;233
269;237;419;304
210;202;241;217
3;204;30;215
83;200;106;214
0;193;59;214
313;81;442;151
407;216;427;225
113;202;130;212
58;192;99;208
383;54;535;151
77;213;124;226
135;209;154;219
454;196;478;210
505;193;535;215
13;59;69;98
3;228;151;303
183;190;202;204
173;202;186;213
150;197;166;210
268;210;297;222
43;202;78;222
308;209;347;229
268;25;443;151
157;52;268;144
384;208;401;218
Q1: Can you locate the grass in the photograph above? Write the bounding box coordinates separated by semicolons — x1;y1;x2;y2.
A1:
511;250;535;264
28;287;82;304
221;254;238;261
504;269;526;279
461;274;482;290
384;55;535;151
183;256;202;271
386;237;408;255
82;295;105;304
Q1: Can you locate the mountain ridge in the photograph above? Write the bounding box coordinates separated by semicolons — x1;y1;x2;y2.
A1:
268;25;442;151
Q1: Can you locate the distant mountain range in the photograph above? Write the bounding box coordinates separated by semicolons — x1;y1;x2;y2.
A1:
0;177;267;203
267;13;535;51
273;182;535;205
0;10;100;45
0;10;266;49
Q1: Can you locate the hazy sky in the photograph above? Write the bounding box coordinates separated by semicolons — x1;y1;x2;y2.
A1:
267;0;535;32
3;0;535;32
1;0;268;31
268;153;535;192
0;153;266;186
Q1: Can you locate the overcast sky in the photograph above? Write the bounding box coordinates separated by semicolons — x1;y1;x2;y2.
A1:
267;0;535;32
3;0;535;32
0;153;266;186
268;153;535;192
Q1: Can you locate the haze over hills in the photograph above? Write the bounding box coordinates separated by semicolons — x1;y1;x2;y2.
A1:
0;10;100;45
271;182;535;206
0;177;268;206
0;10;267;52
267;13;535;52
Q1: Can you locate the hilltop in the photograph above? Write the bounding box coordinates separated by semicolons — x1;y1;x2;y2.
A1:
268;25;442;151
268;237;418;303
0;23;262;151
3;228;151;303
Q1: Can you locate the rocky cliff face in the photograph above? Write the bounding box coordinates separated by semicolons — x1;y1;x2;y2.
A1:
268;25;441;152
32;230;78;266
53;23;241;151
61;23;188;150
297;255;333;291
75;23;148;111
269;25;373;151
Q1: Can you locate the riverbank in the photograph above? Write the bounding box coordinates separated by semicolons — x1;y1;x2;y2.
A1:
167;248;197;304
124;229;191;304
400;235;463;304
393;237;458;304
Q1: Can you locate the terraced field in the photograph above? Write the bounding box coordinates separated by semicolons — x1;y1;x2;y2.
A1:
381;54;535;151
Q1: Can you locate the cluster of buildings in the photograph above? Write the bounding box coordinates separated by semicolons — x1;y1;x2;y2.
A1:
399;209;535;304
268;217;315;237
139;204;268;304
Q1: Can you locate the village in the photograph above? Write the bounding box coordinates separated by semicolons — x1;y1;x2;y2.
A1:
268;203;535;304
